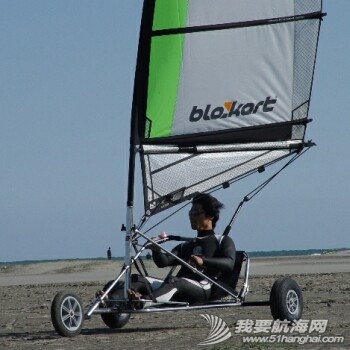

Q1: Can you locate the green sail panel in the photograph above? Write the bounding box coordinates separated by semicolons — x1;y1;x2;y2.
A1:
153;0;188;30
146;35;184;138
146;1;188;138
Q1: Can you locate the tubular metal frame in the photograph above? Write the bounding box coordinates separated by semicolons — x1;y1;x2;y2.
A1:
85;228;268;319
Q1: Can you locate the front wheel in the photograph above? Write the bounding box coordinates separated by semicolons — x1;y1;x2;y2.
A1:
51;291;84;337
100;281;130;329
101;311;130;329
270;277;303;322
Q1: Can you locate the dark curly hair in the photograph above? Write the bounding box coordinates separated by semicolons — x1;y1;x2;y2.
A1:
192;193;224;228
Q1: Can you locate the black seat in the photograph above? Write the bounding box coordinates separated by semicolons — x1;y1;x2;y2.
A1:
231;250;245;290
208;250;246;301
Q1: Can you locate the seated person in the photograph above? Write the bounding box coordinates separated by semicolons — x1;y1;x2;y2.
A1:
128;193;236;305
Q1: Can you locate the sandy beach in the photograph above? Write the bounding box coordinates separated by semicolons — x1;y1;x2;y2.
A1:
0;252;349;349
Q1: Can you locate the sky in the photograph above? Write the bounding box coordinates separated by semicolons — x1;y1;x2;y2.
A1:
1;1;349;262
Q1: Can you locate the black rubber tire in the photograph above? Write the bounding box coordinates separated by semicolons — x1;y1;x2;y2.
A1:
270;277;303;321
51;291;84;337
100;281;130;329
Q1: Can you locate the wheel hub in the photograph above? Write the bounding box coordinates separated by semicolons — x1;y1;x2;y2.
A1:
61;296;83;331
286;289;299;314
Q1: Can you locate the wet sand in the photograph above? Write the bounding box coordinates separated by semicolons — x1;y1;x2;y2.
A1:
0;253;349;349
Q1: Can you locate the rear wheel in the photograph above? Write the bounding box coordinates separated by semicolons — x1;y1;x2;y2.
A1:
270;277;303;321
100;281;130;329
51;291;84;337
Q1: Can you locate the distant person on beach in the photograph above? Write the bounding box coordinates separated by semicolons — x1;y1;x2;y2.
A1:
107;247;112;260
128;193;236;306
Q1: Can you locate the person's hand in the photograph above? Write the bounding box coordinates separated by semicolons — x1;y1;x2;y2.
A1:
190;255;204;267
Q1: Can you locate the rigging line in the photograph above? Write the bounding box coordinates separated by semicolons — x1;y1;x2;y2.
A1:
137;192;174;230
245;147;311;202
201;147;302;201
200;149;296;199
222;147;312;236
137;201;160;230
137;214;148;230
142;201;192;235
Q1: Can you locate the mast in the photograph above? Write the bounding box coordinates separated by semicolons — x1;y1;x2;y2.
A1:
124;0;155;295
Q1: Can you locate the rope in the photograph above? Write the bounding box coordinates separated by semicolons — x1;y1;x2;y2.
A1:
222;147;312;236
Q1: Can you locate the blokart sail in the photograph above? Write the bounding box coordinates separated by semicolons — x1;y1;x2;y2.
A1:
129;0;324;217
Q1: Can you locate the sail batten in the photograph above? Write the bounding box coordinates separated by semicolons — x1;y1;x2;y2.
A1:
131;0;324;216
142;140;304;155
152;12;325;37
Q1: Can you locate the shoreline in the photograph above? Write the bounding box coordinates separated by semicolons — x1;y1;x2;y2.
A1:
1;253;350;287
1;248;349;266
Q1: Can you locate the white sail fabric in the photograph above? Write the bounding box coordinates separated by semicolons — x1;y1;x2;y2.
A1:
131;0;324;215
141;141;302;215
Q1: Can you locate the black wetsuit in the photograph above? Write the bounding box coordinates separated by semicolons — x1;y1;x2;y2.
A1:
132;230;236;304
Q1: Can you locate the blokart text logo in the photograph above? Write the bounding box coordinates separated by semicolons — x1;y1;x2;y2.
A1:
189;96;277;122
